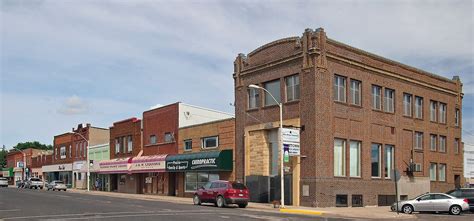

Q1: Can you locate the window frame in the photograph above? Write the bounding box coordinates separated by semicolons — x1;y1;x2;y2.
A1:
430;100;437;122
350;79;362;106
403;93;413;117
127;135;133;153
184;139;193;151
438;164;446;182
430;134;437;151
383;88;395;113
455;108;460;127
439;103;447;124
454;138;460;154
372;85;382;110
384;145;394;179
285;74;300;102
150;135;157;145
263;79;281;106
415;96;424;119
439;136;446;153
430;163;437;181
371;143;382;178
164;132;174;143
414;132;424;150
60;146;66;159
201;136;219;149
248;87;260;109
349;140;361;178
333;75;347;103
333;138;346;177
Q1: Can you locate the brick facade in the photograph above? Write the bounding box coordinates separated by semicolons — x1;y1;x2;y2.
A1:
109;118;142;159
142;103;179;156
234;28;463;207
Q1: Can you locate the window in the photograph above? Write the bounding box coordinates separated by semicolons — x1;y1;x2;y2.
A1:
430;163;437;181
75;143;79;158
349;141;361;177
455;108;460;126
415;96;423;119
371;143;381;178
414;132;423;150
384;88;395;113
127;136;133;153
202;136;218;149
248;87;260;109
334;139;346;177
184;139;192;151
285;75;300;102
350;80;361;106
150;135;157;144
430;134;437;151
454;138;460;154
439;103;446;124
430;101;437;122
69;145;72;158
122;136;127;153
438;164;446;182
372;85;382;110
352;195;363;207
403;93;413;117
115;138;120;154
185;172;219;192
164;132;173;143
334;75;346;102
263;80;281;106
60;146;66;159
439;136;446;153
384;145;394;179
336;195;348;207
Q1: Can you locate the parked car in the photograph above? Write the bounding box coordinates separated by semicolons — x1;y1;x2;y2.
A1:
16;180;25;188
0;177;8;187
46;180;67;191
446;188;474;212
25;178;44;189
391;193;469;215
193;180;249;208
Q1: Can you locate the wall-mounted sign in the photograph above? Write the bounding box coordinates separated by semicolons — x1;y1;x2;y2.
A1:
98;155;166;174
166;150;233;172
281;128;300;156
145;177;153;184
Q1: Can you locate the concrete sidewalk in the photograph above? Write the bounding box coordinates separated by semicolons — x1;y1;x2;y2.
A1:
67;189;414;219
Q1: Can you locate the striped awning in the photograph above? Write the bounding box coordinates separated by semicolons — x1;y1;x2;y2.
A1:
98;155;167;174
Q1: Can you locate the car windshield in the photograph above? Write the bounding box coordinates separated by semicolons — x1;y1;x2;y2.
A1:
55;181;64;184
0;178;7;180
231;182;247;190
31;178;41;181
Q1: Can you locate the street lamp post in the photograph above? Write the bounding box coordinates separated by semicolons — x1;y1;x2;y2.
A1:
13;147;27;181
72;132;90;191
248;84;285;208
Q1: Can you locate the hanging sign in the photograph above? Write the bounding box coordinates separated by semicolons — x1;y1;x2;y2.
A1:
281;128;300;156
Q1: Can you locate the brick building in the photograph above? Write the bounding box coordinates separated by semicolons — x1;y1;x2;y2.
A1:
143;102;234;196
6;148;44;185
165;118;235;197
45;132;74;187
233;28;463;207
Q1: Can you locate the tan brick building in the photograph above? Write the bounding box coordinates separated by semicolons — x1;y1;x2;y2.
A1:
233;28;463;207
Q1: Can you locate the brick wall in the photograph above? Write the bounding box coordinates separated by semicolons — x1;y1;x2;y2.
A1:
109;118;142;159
142;103;179;156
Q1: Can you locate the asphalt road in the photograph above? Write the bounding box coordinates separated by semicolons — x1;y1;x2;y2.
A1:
0;188;341;221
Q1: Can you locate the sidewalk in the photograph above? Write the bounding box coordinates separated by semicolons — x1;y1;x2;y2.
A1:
67;189;414;219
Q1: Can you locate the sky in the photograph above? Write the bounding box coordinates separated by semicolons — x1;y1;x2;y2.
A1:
1;0;473;149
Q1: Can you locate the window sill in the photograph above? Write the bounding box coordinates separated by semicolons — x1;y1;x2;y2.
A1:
183;149;192;152
414;117;424;121
201;147;218;150
349;176;362;179
414;148;423;153
349;104;362;108
403;115;413;119
333;175;347;178
371;177;382;179
334;100;347;105
372;108;383;113
285;100;300;105
262;104;280;109
246;108;259;112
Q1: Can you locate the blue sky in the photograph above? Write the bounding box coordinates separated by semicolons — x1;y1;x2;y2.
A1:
1;0;473;148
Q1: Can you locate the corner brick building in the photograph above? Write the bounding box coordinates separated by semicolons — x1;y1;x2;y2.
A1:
233;28;463;207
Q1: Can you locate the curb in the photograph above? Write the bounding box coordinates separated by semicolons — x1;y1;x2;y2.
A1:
279;208;324;216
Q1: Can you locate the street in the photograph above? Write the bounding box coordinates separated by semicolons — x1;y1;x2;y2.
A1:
0;188;335;221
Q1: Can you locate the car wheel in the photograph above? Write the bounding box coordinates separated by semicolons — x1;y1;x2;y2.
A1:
64;189;67;191
238;203;248;208
216;196;226;208
402;205;413;214
449;205;462;215
193;195;201;205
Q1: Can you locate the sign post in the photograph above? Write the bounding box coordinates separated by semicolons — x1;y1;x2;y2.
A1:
391;169;401;214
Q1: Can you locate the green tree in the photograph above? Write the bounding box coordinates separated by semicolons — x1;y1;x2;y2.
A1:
12;141;53;151
0;145;6;168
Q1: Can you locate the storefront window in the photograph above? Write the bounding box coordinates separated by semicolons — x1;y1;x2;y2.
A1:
185;172;219;192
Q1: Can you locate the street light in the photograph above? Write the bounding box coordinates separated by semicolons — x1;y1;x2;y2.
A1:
13;147;27;181
71;132;90;192
248;84;285;208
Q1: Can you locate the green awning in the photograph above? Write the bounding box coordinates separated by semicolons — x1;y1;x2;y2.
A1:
166;150;233;172
1;168;14;177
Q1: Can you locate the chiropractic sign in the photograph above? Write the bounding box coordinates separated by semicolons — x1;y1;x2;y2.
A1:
166;150;232;172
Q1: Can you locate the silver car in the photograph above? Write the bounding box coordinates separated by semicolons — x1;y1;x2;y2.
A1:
0;177;8;187
391;193;469;215
46;180;67;191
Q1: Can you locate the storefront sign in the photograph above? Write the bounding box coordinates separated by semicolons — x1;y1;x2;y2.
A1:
42;164;73;173
145;177;152;184
98;155;166;174
2;168;13;177
281;128;300;156
166;150;233;172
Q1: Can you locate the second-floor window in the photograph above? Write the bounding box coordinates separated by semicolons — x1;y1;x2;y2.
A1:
165;132;173;143
150;135;157;144
202;136;218;149
384;88;395;113
372;85;382;110
430;101;437;122
115;138;120;154
285;75;300;102
184;139;192;151
454;138;460;154
430;134;437;151
414;132;423;150
455;108;460;126
403;93;412;117
439;103;447;124
127;136;133;153
350;80;361;106
415;96;423;119
439;136;446;153
264;80;281;106
60;146;66;159
248;88;260;109
333;75;346;102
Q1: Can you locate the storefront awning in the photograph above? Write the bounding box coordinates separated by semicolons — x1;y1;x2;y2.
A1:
1;168;13;177
166;149;233;172
98;155;167;174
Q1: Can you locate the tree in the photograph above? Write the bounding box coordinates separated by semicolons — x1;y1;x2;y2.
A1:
12;141;53;151
0;145;6;168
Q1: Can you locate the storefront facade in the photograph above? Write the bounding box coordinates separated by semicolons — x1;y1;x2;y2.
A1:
99;155;167;194
166;149;233;197
1;168;14;185
42;164;73;188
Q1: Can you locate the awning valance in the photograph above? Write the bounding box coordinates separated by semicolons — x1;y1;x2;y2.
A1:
98;155;167;174
165;149;232;172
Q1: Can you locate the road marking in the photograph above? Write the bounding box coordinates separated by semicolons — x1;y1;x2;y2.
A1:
37;212;233;220
2;210;217;220
0;210;20;212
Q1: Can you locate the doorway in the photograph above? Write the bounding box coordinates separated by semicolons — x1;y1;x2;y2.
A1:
110;174;118;192
454;175;461;188
168;173;176;196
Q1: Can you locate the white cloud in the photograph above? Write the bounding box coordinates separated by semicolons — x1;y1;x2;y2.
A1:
149;103;164;110
57;95;89;115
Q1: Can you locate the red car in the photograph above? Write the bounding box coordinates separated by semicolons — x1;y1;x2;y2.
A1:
193;180;249;208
